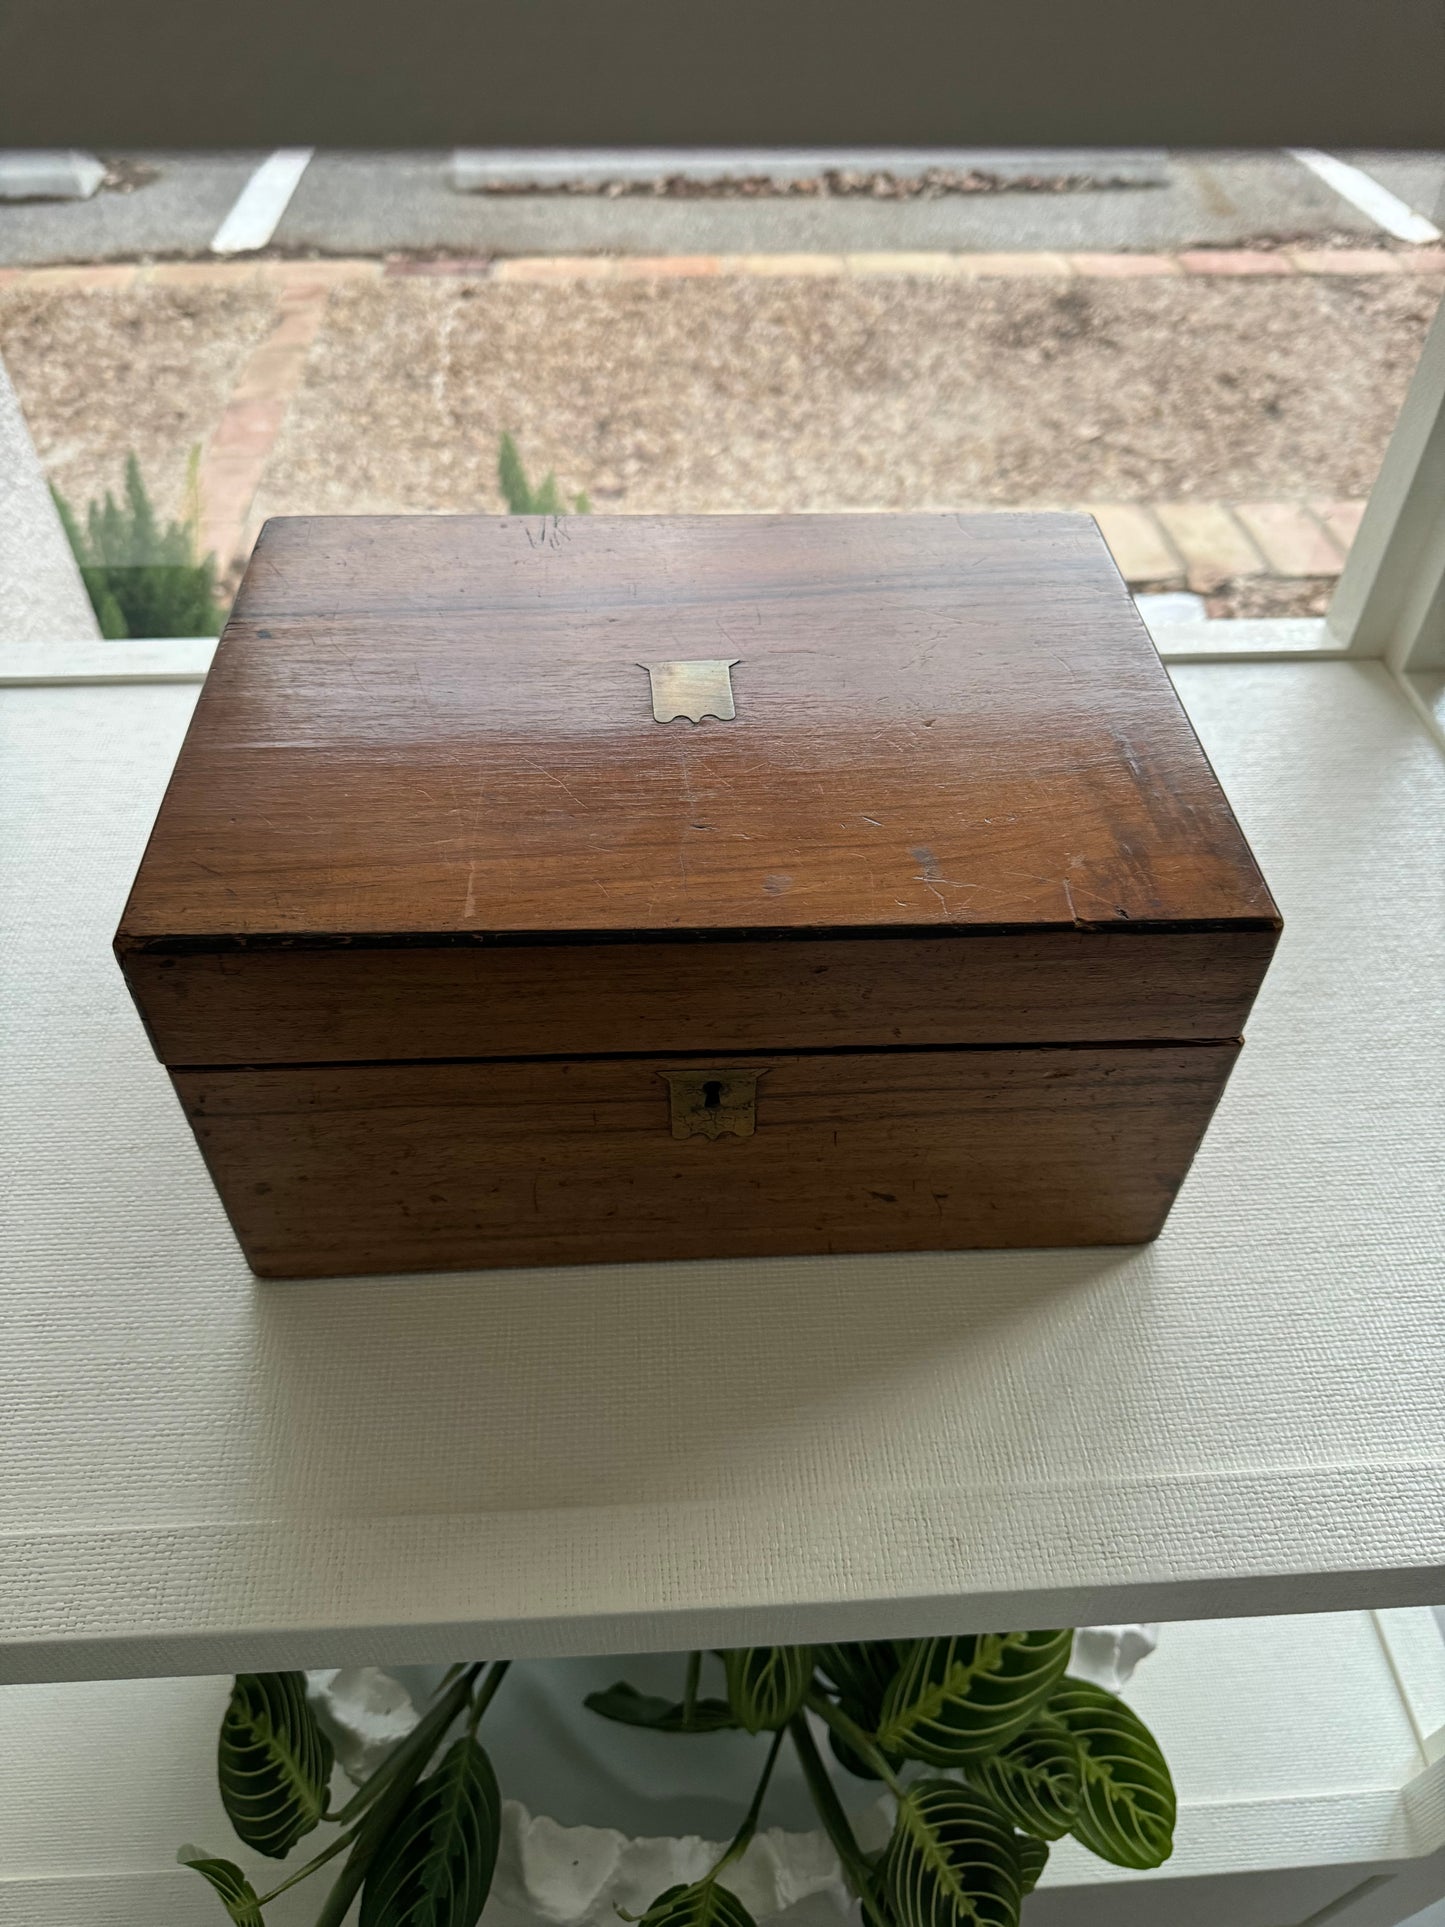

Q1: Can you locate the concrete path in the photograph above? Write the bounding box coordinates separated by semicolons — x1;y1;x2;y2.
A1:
0;153;260;266
1342;152;1445;229
280;151;1380;258
3;151;1443;267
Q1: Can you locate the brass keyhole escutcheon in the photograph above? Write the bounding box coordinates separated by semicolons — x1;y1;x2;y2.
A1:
660;1070;765;1140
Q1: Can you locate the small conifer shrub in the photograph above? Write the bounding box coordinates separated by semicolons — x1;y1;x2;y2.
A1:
497;431;591;515
52;449;225;639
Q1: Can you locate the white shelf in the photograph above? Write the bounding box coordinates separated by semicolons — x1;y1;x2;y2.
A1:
1;659;1443;1680
0;1613;1442;1927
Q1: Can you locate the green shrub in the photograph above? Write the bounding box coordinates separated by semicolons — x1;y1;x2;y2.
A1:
497;431;591;515
52;450;225;639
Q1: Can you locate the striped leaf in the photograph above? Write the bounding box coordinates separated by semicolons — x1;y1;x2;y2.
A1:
218;1674;333;1858
1015;1836;1048;1896
586;1680;739;1733
359;1736;502;1927
722;1647;814;1734
966;1720;1081;1840
876;1632;1073;1766
882;1781;1022;1927
826;1724;912;1783
815;1642;909;1711
816;1641;913;1781
178;1846;265;1926
634;1880;758;1927
1047;1679;1176;1870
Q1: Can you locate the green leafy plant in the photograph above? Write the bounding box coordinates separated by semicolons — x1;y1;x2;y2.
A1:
218;1673;333;1857
51;449;225;638
497;431;591;515
181;1639;1174;1927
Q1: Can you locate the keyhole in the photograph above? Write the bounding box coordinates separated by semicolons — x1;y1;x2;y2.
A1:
702;1079;724;1112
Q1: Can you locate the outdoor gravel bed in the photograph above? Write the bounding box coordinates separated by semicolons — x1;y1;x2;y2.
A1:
258;271;1440;517
2;269;1439;530
0;283;277;520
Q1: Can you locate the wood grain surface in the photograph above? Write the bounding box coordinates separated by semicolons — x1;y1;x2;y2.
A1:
128;927;1277;1065
119;513;1278;947
174;1042;1240;1277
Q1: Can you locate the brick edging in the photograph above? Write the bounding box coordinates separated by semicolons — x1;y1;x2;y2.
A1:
1093;499;1365;589
195;280;338;575
1;249;1443;293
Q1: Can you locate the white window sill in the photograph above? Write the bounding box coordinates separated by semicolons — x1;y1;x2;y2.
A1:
0;652;1442;1681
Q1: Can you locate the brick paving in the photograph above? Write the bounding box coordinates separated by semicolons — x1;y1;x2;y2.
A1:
5;249;1440;294
1177;250;1294;276
195;282;335;573
1155;503;1268;591
1290;250;1403;276
1087;505;1183;584
1233;502;1348;577
1066;253;1181;278
1312;500;1368;551
191;263;384;571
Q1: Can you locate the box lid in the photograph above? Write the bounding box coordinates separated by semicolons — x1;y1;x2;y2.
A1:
118;513;1279;1063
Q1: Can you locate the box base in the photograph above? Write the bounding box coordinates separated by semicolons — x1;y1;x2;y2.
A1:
174;1042;1239;1279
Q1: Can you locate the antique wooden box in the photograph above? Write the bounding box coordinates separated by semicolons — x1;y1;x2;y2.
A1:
117;513;1279;1277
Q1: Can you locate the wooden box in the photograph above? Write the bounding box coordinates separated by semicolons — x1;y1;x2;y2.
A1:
117;513;1279;1278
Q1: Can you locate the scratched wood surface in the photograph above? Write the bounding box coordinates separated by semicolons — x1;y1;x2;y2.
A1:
128;928;1277;1065
119;513;1277;946
118;513;1278;1079
174;1043;1239;1277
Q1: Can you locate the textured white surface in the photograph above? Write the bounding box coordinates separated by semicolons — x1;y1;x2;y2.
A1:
0;1615;1440;1927
1;662;1443;1680
1378;1610;1445;1765
0;359;100;645
0;636;216;684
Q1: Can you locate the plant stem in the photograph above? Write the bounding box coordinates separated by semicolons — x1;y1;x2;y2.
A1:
805;1692;907;1798
326;1735;416;1828
712;1726;786;1875
312;1663;482;1927
255;1829;353;1904
683;1651;702;1725
788;1716;892;1927
467;1658;511;1737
